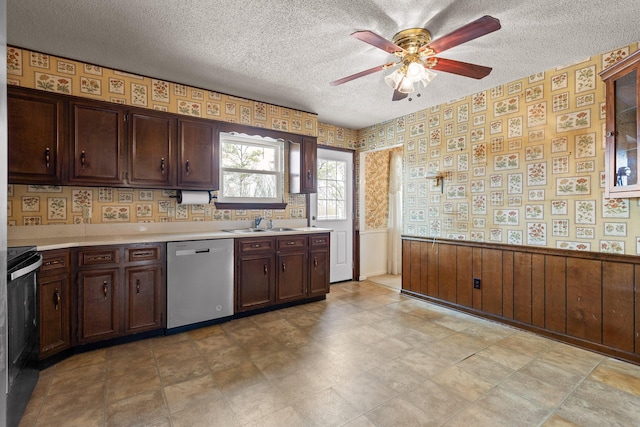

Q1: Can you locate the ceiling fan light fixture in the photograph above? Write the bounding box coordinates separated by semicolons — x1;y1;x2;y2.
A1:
397;76;415;94
384;68;403;89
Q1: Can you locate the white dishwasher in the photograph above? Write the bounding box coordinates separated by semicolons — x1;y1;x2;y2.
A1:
167;239;234;330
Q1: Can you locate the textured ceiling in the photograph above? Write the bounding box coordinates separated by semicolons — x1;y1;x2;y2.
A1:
7;1;640;129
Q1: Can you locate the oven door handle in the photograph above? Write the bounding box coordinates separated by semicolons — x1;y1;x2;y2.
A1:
8;253;43;282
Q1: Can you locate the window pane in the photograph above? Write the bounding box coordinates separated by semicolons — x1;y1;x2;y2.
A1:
221;142;277;172
316;158;347;220
222;171;276;198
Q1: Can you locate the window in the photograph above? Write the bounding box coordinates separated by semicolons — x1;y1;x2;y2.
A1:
218;132;284;204
317;158;347;220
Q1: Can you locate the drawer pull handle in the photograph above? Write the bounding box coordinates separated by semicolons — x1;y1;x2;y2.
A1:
136;279;141;294
132;251;153;258
81;151;86;170
160;157;166;173
264;264;268;276
103;281;108;300
53;288;61;310
252;244;261;248
45;147;51;169
314;256;318;268
88;255;111;262
287;241;296;245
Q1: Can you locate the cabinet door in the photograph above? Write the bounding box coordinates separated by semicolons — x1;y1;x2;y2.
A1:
236;254;274;311
39;273;71;358
301;137;317;193
129;110;175;188
77;268;120;343
124;265;164;334
8;87;65;184
69;100;125;186
276;250;307;303
309;249;329;297
177;118;219;189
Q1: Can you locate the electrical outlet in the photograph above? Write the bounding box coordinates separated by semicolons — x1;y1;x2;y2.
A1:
168;207;175;217
82;206;92;219
473;278;481;289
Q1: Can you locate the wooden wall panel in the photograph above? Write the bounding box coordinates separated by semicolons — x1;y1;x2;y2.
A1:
427;242;439;298
409;240;421;294
513;252;532;324
420;241;429;296
603;262;634;352
401;237;640;363
438;244;457;303
545;255;566;334
456;246;473;308
636;265;640;354
531;254;545;328
402;239;411;291
473;248;483;311
482;249;503;316
566;258;602;343
502;251;514;319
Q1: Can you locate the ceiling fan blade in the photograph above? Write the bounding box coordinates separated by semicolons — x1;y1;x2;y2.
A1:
426;15;501;54
351;30;405;54
330;62;395;86
392;90;408;101
429;57;493;79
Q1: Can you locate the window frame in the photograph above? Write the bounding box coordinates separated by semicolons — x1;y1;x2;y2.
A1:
215;132;286;208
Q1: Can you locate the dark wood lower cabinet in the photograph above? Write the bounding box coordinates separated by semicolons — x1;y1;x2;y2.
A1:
236;233;330;312
124;265;164;334
39;250;72;359
401;236;640;364
77;268;120;343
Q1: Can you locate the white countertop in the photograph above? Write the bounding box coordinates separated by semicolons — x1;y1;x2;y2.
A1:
8;221;332;251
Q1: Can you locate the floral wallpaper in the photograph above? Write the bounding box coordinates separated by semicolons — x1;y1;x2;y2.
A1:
364;147;403;230
6;46;319;226
358;43;640;255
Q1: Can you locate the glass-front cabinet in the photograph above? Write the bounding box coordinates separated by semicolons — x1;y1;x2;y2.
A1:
601;50;640;198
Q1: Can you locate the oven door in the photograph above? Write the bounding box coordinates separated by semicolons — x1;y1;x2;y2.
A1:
6;250;42;427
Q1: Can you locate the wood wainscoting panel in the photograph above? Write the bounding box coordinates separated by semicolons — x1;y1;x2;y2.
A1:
531;254;546;328
545;255;567;334
401;236;640;364
513;252;533;324
438;244;457;303
456;246;473;308
482;249;503;316
602;261;635;352
565;258;602;343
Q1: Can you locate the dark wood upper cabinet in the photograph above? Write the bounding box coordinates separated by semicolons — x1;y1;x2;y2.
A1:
289;136;317;193
600;50;640;198
128;110;176;188
69;100;126;186
177;118;219;190
8;86;66;184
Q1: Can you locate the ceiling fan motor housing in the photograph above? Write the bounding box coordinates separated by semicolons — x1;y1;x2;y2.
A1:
392;28;432;54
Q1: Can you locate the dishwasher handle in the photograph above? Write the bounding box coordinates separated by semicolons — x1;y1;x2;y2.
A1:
174;247;219;256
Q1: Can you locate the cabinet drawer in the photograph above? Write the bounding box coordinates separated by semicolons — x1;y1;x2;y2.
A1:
126;245;162;262
41;250;70;274
238;238;275;253
276;236;308;250
77;248;120;267
310;234;329;248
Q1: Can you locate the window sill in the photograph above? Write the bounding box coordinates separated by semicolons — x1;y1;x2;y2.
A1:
214;202;288;210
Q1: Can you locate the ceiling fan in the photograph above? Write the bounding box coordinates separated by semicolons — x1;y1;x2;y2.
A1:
330;15;501;101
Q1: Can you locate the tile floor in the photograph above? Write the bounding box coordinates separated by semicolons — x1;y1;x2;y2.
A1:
20;281;640;426
367;274;401;291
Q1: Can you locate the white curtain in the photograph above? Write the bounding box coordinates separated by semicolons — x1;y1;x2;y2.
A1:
387;151;403;275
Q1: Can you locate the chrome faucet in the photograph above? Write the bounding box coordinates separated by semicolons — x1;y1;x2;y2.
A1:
254;216;263;228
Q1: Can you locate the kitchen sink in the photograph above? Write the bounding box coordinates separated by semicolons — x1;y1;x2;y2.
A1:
266;227;296;232
223;228;267;233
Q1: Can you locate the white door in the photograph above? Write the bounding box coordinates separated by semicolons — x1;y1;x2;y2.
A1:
310;148;353;282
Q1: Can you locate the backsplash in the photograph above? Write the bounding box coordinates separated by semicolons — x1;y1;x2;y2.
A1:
7;184;307;226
